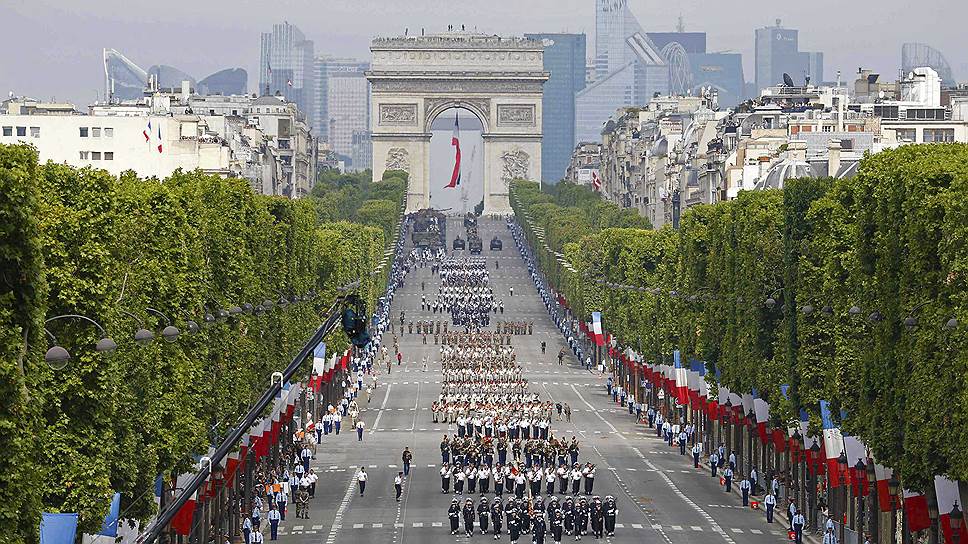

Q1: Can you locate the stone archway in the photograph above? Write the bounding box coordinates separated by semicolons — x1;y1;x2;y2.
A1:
367;32;548;215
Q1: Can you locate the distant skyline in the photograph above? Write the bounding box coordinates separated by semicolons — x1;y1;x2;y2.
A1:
3;0;966;106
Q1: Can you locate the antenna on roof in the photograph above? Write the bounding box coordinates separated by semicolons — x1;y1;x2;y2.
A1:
676;14;684;33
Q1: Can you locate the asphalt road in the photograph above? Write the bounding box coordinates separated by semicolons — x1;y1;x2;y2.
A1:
272;217;792;544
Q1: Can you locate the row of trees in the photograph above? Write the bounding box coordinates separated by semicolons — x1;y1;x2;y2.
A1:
0;146;403;542
511;143;968;495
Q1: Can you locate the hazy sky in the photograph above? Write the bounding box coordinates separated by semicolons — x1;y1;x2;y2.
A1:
3;0;966;105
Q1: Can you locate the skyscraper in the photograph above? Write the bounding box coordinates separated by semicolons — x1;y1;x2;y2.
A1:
755;20;823;91
525;33;587;184
327;71;369;167
576;0;667;143
314;56;370;143
260;22;315;129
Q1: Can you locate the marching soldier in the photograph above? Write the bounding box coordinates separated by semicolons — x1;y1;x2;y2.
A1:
478;497;490;534
449;498;461;534
692;442;702;468
440;463;452;493
533;512;547;544
463;498;476;537
491;498;504;539
563;497;575;536
582;464;596;495
739;474;751;506
574;497;589;540
723;466;734;492
603;495;618;537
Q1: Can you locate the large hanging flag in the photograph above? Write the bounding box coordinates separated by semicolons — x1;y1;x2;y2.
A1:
591;169;602;191
446;113;461;188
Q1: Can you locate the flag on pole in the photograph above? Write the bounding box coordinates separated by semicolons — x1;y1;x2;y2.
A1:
446;113;461;188
820;400;845;487
143;119;152;143
156;123;163;153
591;169;602;191
591;311;604;347
935;476;967;543
905;489;931;532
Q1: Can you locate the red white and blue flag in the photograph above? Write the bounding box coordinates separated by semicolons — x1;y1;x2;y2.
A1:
156;123;163;153
143;119;152;144
446;113;461;188
591;169;602;191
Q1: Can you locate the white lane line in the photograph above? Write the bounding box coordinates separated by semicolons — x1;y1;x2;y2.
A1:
633;447;736;544
370;382;392;434
325;473;358;544
569;384;626;440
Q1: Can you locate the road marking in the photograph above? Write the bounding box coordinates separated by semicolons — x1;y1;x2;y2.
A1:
692;526;704;531
413;522;423;527
325;473;358;544
293;525;304;531
312;525;323;530
633;447;736;544
631;523;644;529
370;382;392;434
570;384;625;440
731;528;744;533
750;529;763;534
670;525;683;530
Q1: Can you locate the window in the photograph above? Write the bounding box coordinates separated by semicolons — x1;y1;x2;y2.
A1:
79;151;89;160
16;126;26;137
104;152;114;160
104;128;114;138
232;110;238;116
924;128;955;143
92;127;101;138
822;125;833;133
2;127;11;136
91;151;101;160
895;128;916;143
79;127;89;137
30;127;40;138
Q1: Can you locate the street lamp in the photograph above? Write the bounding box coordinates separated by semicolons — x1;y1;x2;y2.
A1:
121;311;155;346
764;287;784;309
849;305;862;317
946;317;959;331
42;314;118;370
951;502;963;544
146;307;180;343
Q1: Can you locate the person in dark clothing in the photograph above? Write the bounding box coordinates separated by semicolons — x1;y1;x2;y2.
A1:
478;497;490;534
463;499;476;537
590;498;604;538
603;496;618;537
532;515;547;544
508;510;522;543
491;500;504;539
448;498;461;534
575;498;589;540
551;510;564;544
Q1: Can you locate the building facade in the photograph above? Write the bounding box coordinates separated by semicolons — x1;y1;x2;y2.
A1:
327;71;370;169
259;22;315;131
525;33;587;184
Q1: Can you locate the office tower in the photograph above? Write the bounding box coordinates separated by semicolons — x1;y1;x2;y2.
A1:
689;53;746;106
755;19;823;90
577;0;666;143
525;33;587;184
327;71;369;165
315;56;370;142
260;22;315;128
646;32;706;54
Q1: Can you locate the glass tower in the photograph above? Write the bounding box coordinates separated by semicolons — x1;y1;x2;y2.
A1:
260;22;315;129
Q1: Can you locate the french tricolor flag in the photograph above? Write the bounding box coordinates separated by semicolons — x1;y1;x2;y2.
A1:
310;342;327;391
905;488;931;532
446;113;461;188
143;119;152;144
170;472;197;536
874;463;894;512
935;476;967;543
157;123;163;153
591;312;605;347
820;400;845;487
753;398;770;445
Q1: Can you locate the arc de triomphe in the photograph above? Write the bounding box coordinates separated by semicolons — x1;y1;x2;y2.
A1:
367;32;549;215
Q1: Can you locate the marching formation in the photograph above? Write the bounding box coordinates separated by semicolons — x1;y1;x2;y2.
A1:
424;255;618;543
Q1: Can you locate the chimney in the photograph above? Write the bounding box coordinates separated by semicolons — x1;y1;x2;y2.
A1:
827;139;842;178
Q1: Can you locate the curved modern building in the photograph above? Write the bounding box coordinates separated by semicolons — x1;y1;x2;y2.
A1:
198;68;248;96
147;65;196;90
103;48;148;101
902;43;955;87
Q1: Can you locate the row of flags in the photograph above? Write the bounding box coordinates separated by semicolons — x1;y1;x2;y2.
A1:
142;119;163;154
567;294;967;542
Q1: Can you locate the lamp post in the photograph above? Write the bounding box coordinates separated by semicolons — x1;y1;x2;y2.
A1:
837;451;849;543
854;459;866;539
43;314;117;370
888;474;901;544
929;495;940;544
792;429;803;513
810;441;822;530
952;502;963;544
866;460;878;540
747;408;756;482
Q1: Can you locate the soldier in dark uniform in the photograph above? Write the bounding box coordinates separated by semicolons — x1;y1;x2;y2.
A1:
463;498;476;537
440;436;450;464
603;495;617;537
563;497;575;536
520;498;532;534
491;499;504;539
408;321;412;334
590;497;604;539
494;464;505;496
575;498;589;540
508;507;522;544
478;497;490;535
551;510;564;544
533;513;547;544
448;498;461;534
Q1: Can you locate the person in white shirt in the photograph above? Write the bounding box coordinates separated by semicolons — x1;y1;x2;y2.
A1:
394;471;404;501
441;463;452;493
356;419;365;441
357;467;368;496
250;529;264;544
242;515;253;544
764;492;777;523
267;506;281;541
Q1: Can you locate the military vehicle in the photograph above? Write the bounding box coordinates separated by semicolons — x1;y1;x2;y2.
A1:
411;209;447;248
463;213;478;229
490;236;503;251
453;236;466;250
468;235;483;255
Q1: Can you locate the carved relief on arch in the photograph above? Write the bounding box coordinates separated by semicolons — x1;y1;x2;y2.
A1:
385;148;411;174
500;148;530;185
